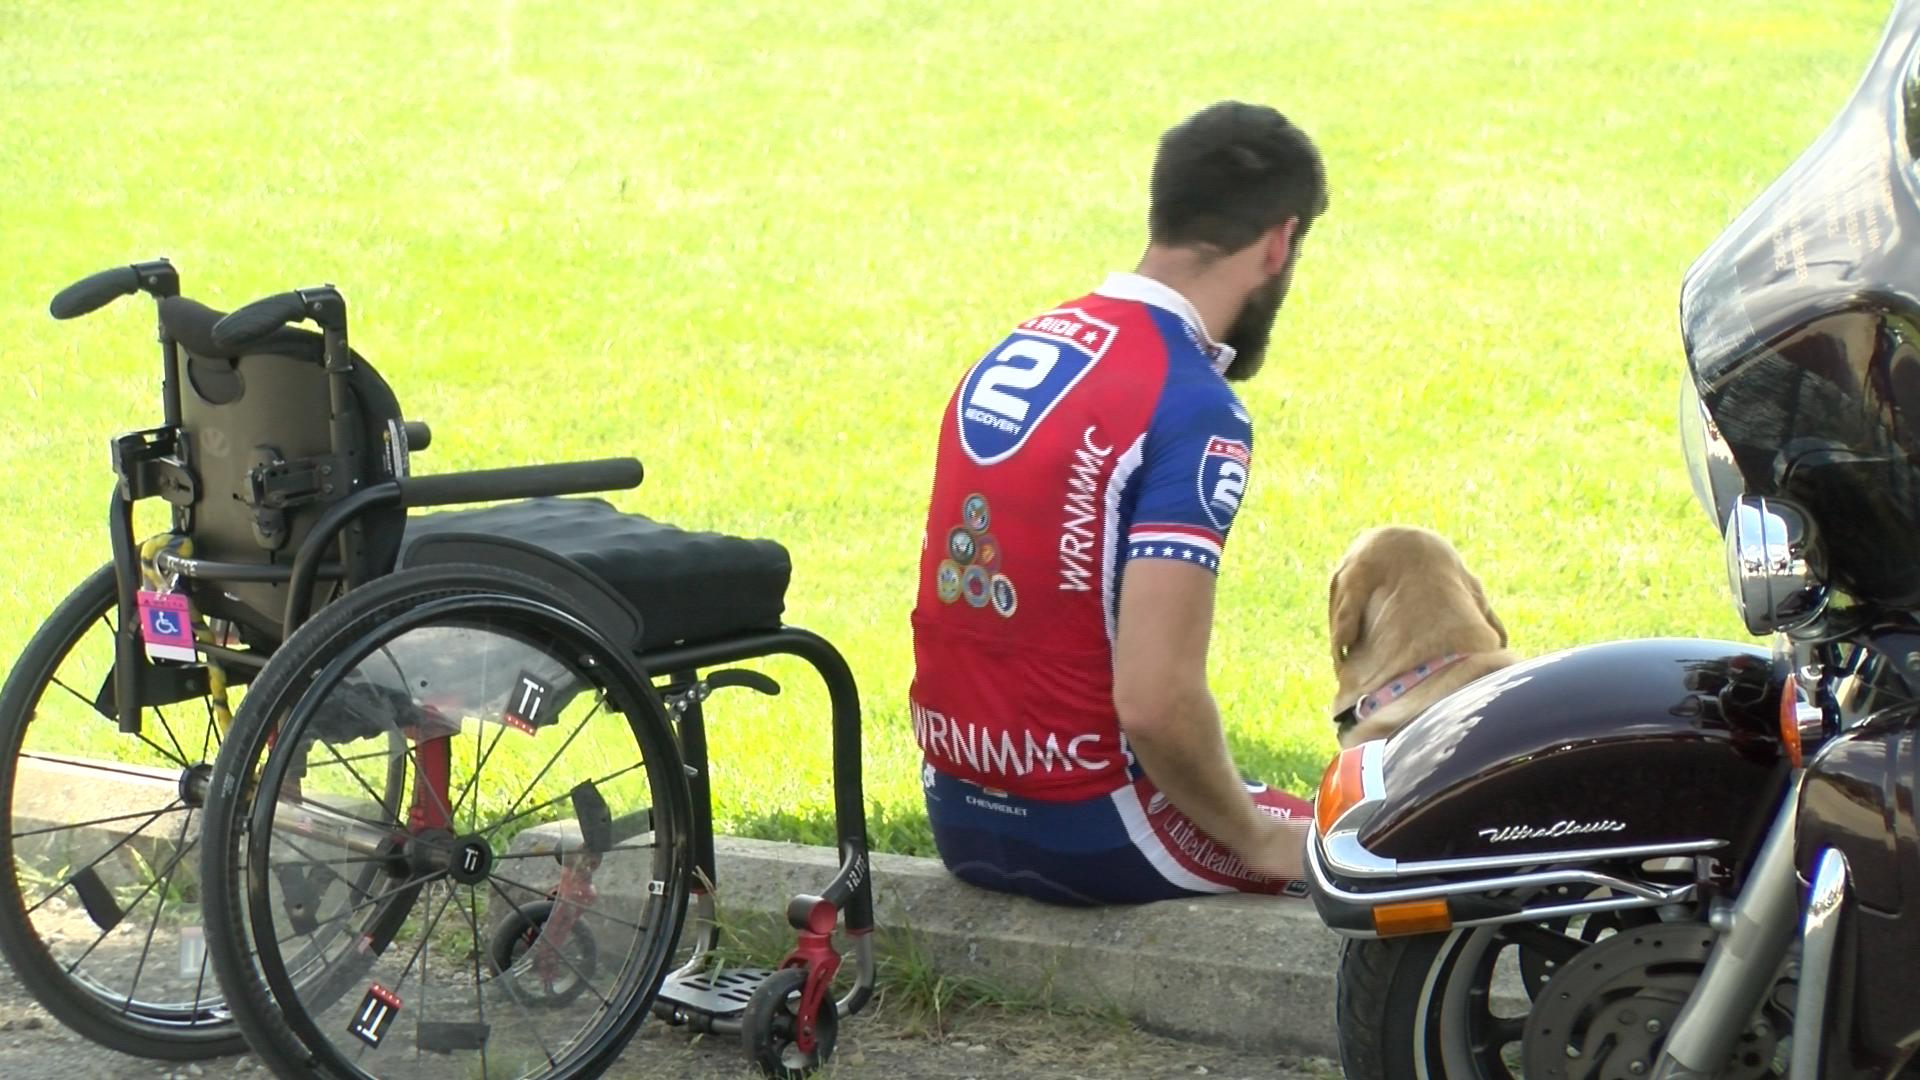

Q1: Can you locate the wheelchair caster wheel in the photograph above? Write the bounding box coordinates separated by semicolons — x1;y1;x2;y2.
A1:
488;900;598;1007
744;967;837;1078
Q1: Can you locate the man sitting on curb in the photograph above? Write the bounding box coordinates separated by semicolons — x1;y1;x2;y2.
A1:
908;101;1328;905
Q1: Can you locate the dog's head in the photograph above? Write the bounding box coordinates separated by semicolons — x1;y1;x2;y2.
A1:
1327;526;1507;740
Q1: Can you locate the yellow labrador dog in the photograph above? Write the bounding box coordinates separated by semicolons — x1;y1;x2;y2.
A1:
1328;525;1517;747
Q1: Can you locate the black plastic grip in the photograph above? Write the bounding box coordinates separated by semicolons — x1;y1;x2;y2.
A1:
402;421;432;452
209;291;308;352
49;259;179;319
396;457;643;508
49;266;140;320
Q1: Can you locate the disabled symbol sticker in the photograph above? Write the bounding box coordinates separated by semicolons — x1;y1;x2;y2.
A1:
136;589;197;663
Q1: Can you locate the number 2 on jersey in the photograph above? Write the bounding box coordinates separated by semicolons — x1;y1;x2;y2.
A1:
968;339;1060;422
955;310;1112;466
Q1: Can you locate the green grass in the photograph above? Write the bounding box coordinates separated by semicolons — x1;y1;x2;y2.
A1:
0;1;1895;857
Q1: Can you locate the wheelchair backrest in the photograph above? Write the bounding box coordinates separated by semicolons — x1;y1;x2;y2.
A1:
157;297;408;639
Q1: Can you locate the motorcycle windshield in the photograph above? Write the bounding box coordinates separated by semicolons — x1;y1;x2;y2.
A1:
1681;0;1920;605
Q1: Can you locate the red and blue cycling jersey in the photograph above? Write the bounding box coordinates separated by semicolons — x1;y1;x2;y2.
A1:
910;273;1257;803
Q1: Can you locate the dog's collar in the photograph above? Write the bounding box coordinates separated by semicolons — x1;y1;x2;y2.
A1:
1353;653;1468;723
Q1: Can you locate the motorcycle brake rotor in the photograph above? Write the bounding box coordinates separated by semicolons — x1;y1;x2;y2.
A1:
1518;922;1772;1080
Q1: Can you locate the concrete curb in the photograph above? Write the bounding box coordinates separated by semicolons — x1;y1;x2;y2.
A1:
707;837;1344;1058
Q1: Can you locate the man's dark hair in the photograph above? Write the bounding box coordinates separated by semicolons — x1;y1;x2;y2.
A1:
1148;101;1328;256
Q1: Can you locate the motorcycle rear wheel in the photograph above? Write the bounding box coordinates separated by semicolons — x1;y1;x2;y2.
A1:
1335;909;1785;1079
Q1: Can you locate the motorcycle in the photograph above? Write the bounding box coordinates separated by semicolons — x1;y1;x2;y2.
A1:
1307;3;1920;1077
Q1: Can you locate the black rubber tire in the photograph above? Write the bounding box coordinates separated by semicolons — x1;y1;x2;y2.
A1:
744;967;838;1079
200;562;692;1080
0;564;245;1060
1336;935;1441;1079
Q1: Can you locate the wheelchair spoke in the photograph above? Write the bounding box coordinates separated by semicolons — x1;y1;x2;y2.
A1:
62;818;198;976
24;801;184;916
451;720;510;835
151;705;193;770
271;867;451;954
356;883;460;1058
461;886;502;1076
16;752;178;787
13;806;192;841
483;758;645;841
489;842;653;863
483;696;606;835
314;741;396;822
456;883;564;1071
198;693;220;764
489;871;654;937
47;674;109;721
132;732;191;771
120;810;195;1014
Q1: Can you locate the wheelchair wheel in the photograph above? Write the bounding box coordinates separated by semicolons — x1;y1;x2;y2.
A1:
201;563;691;1079
0;563;248;1059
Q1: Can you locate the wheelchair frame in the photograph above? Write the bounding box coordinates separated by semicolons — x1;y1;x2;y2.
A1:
29;258;876;1076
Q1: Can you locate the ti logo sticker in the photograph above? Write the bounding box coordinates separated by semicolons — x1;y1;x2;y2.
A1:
349;983;401;1048
504;671;553;734
1197;436;1251;531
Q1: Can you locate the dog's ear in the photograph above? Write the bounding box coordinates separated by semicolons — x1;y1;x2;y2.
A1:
1467;570;1508;648
1329;559;1370;664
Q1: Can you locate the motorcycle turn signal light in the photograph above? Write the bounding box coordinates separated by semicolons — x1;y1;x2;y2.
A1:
1779;673;1825;768
1372;898;1453;937
1315;744;1368;835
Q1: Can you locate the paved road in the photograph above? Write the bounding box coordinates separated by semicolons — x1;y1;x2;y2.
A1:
0;958;1338;1079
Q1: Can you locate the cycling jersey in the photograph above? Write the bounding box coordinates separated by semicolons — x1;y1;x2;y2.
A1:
910;272;1255;802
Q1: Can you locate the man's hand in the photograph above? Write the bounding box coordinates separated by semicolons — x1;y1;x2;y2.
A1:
1241;815;1310;882
1113;557;1285;874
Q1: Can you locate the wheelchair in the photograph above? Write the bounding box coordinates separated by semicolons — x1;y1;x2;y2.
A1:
0;259;875;1079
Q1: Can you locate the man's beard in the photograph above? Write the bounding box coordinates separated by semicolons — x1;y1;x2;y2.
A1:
1220;253;1298;383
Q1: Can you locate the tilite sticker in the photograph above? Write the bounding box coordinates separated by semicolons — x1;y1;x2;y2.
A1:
349;983;401;1048
504;671;553;734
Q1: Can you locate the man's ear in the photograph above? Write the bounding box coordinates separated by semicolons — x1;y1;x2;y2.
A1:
1264;217;1299;276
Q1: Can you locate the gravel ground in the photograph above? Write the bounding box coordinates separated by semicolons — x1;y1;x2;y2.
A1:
0;960;1339;1079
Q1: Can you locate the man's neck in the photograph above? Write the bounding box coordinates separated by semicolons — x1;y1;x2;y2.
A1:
1132;247;1242;349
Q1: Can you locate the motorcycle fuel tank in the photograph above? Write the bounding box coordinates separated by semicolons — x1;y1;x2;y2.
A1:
1355;638;1790;865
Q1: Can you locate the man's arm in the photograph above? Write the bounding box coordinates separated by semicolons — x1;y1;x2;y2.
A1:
1113;558;1306;881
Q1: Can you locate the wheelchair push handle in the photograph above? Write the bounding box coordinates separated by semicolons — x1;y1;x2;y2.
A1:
397;457;643;508
49;259;179;319
210;285;348;352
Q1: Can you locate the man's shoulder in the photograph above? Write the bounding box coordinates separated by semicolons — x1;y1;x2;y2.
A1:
1150;366;1252;436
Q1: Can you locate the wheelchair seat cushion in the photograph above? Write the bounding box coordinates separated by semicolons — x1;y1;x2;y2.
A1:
401;497;792;652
